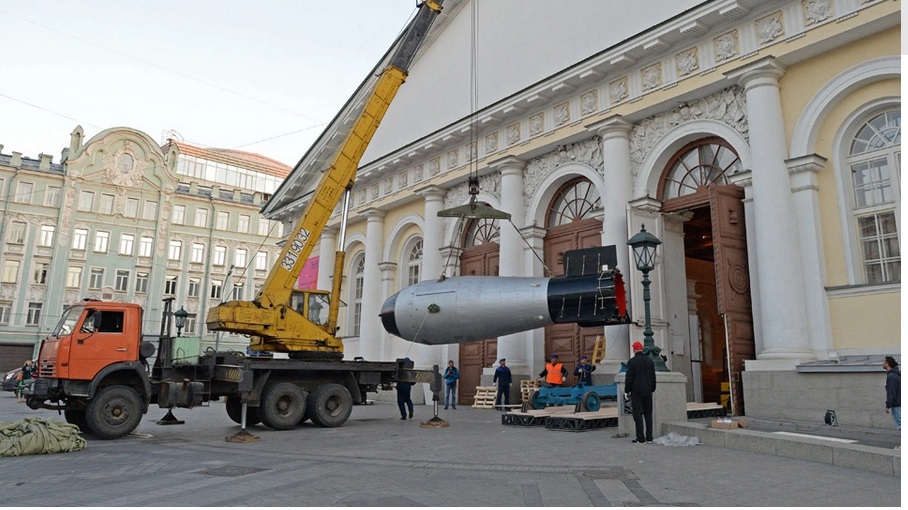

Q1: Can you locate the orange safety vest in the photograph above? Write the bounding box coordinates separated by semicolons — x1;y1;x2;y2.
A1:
545;362;564;385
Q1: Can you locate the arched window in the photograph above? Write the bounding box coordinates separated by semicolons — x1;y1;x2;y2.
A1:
660;137;741;202
406;239;423;287
547;178;601;227
846;109;900;284
350;254;365;337
463;217;500;247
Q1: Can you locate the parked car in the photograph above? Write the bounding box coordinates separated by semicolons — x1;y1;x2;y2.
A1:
2;367;22;392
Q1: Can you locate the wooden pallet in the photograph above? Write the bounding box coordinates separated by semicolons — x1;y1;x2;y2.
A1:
472;386;498;409
686;402;727;418
520;379;540;403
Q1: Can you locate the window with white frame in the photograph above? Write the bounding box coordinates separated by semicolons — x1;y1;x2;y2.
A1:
213;246;226;266
7;222;26;244
44;186;61;207
66;266;82;288
143;201;158;220
139;236;153;257
38;225;55;247
73;228;88;250
188;277;200;297
232;282;244;300
119;233;135;255
26;302;41;326
14;182;33;204
125;198;139;218
184;314;197;335
191;243;205;263
32;262;48;284
78;190;94;211
406;239;423;287
99;194;115;215
238;215;250;233
846;108;901;284
255;251;268;271
258;218;272;236
1;260;19;283
216;211;230;230
351;254;365;337
0;301;10;324
165;275;178;295
135;272;149;293
115;269;130;291
168;240;182;260
210;279;223;299
89;268;104;289
94;231;110;253
172;204;186;225
234;248;247;269
195;208;209;227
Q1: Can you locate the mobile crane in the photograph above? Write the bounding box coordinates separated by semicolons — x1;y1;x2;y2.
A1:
24;1;445;440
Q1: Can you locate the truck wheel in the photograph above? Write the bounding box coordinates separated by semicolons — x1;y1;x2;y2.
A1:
307;383;352;428
225;396;261;426
529;390;546;410
259;382;306;430
85;386;144;440
64;410;87;431
580;391;601;412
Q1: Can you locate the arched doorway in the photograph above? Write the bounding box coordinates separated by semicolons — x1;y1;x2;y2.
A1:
457;215;500;405
543;177;603;383
657;137;754;415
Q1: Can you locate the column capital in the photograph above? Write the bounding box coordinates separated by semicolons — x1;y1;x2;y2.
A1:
628;195;662;213
725;55;786;91
361;208;386;220
726;168;753;189
487;155;526;174
378;261;397;275
586;114;633;140
785;154;827;175
415;185;446;200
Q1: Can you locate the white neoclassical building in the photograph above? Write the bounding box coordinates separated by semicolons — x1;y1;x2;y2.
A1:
264;0;900;426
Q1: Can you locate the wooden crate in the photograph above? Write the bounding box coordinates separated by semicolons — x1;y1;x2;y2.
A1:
472;386;498;409
520;379;540;403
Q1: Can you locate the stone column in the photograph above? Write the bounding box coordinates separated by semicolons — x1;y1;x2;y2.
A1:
489;156;528;376
317;227;337;292
725;57;813;364
416;186;446;282
359;209;385;361
786;154;832;359
588;115;635;377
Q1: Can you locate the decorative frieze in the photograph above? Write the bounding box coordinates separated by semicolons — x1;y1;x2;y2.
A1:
554;102;571;126
641;63;662;91
676;47;700;77
580;90;598;116
485;132;499;153
442;172;502;209
609;77;629;104
430;157;441;176
529;113;545;137
414;163;424;182
524;138;603;207
506;123;521;146
714;30;739;62
802;0;832;26
756;11;785;45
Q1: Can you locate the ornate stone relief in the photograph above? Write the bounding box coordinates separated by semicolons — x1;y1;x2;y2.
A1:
430;157;441;176
359;188;367;205
102;146;147;188
529;113;545;137
442;172;502;209
398;171;408;188
676;47;700;77
628;86;748;175
714;30;739;62
580;90;598;116
414;163;424;182
609;77;629;104
756;11;784;45
554;102;571;126
58;186;77;245
485;132;499;154
802;0;831;26
447;149;458;168
384;177;393;194
506;123;521;146
523;137;603;207
371;183;379;200
466;142;476;162
641;63;662;91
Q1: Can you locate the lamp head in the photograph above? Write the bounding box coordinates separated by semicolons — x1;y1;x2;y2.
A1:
627;224;662;272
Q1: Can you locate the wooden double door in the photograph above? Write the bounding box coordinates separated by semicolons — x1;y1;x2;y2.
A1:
457;242;499;405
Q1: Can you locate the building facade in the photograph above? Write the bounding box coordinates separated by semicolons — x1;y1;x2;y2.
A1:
0;127;289;370
265;0;900;425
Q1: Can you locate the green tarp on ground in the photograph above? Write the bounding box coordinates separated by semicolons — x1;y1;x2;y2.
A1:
0;417;86;456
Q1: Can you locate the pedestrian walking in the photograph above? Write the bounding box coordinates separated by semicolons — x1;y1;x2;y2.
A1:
443;360;460;410
883;356;900;449
493;358;511;411
625;342;656;443
539;354;567;387
397;357;415;420
17;360;34;403
574;355;596;385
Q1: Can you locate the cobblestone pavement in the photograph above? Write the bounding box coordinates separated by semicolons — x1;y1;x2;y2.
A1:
0;393;900;507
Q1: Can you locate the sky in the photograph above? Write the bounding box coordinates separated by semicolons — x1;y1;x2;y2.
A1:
0;1;418;167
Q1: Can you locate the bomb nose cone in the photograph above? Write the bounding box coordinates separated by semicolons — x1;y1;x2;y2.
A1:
379;292;400;337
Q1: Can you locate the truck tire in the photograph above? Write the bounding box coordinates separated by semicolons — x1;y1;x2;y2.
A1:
259;382;307;430
580;391;601;412
64;410;87;431
307;383;353;428
225;396;261;427
85;386;144;440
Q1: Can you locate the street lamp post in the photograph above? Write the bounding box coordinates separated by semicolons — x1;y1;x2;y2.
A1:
627;224;668;372
174;306;189;338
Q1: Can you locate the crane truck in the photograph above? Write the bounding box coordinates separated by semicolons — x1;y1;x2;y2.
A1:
23;0;445;440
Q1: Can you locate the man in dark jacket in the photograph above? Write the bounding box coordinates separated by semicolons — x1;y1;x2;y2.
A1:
574;355;596;385
493;358;512;411
397;357;414;420
625;341;657;443
883;356;900;436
